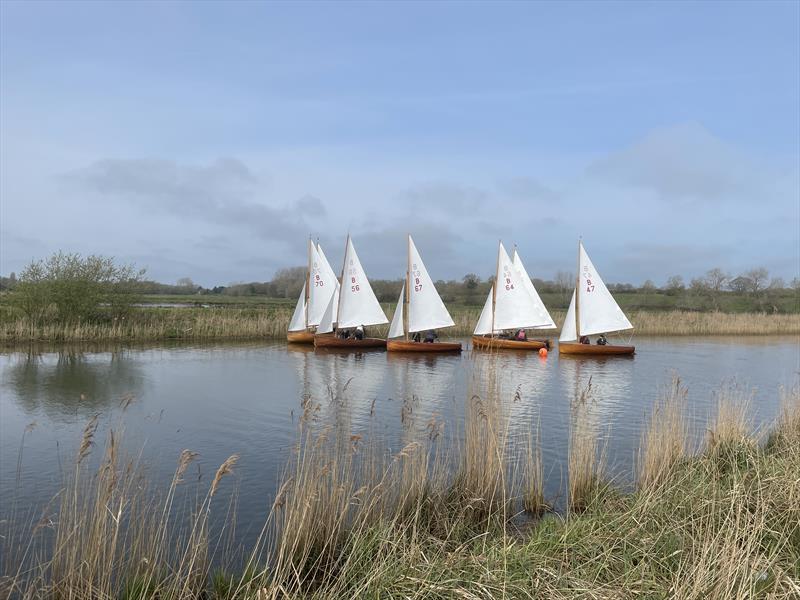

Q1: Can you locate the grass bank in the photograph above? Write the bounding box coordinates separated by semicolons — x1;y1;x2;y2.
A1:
2;303;799;343
2;379;799;599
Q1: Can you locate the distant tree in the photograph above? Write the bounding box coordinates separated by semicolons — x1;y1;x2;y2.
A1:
768;277;785;290
462;273;480;290
177;277;195;288
555;271;574;300
689;277;709;293
271;266;307;299
641;280;656;293
792;277;800;291
665;275;685;295
728;276;752;293
12;252;144;323
705;268;729;292
743;268;769;293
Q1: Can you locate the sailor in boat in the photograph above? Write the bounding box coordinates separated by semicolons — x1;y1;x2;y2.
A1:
596;333;608;346
424;329;438;343
515;329;527;341
354;326;365;340
579;335;590;345
412;331;421;342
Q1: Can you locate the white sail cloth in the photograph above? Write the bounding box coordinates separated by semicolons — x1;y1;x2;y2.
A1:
408;236;455;333
288;282;307;331
337;236;388;328
317;292;336;334
559;243;633;341
307;243;339;326
474;242;553;335
512;249;556;330
388;284;405;338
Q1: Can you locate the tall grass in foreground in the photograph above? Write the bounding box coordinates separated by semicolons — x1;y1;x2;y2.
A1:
2;306;799;342
3;380;800;599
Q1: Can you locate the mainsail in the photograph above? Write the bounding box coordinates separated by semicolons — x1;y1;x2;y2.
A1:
474;242;553;334
307;242;338;326
316;243;340;324
317;292;336;334
559;242;633;342
288;282;307;331
512;248;556;330
407;236;455;333
336;236;388;329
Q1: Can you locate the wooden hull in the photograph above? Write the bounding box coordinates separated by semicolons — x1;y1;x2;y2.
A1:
313;334;386;349
558;342;635;356
287;330;315;344
471;335;550;351
387;339;462;353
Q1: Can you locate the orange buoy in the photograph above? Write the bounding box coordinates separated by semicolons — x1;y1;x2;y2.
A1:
538;347;548;358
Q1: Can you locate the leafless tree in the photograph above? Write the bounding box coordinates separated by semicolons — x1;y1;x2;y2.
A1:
704;268;729;292
744;268;769;293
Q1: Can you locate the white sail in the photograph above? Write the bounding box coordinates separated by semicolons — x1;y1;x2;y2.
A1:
288;283;307;331
316;243;340;323
407;236;455;333
559;290;577;342
317;292;336;334
578;242;633;336
473;288;494;335
307;243;338;326
494;242;552;331
388;284;405;338
337;236;389;328
512;249;556;330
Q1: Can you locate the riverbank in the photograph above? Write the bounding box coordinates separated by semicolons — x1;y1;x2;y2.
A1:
2;380;798;599
1;305;799;343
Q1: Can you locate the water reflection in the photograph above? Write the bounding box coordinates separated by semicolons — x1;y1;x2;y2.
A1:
5;347;145;420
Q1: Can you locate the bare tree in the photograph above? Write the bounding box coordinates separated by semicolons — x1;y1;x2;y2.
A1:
792;277;800;291
665;275;685;294
177;277;195;288
555;271;574;300
705;268;729;292
768;277;785;290
744;268;769;293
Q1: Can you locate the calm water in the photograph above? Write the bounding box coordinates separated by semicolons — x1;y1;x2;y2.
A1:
1;337;798;549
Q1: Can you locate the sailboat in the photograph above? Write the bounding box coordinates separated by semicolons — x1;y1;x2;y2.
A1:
472;242;556;350
558;240;635;355
314;235;389;349
386;235;462;353
287;239;340;343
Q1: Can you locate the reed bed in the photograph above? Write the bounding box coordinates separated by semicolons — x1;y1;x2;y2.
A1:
3;379;800;599
2;305;799;343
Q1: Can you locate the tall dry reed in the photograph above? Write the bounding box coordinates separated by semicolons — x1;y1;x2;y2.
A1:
637;375;690;489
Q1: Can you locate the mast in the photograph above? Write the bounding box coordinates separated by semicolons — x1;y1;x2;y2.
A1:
337;234;349;330
305;237;312;329
405;234;410;341
490;240;500;337
575;238;581;339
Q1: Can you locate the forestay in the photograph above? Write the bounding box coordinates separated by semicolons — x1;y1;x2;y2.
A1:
408;236;455;333
512;249;556;330
388;284;405;339
288;283;307;331
307;243;339;326
577;243;633;336
337;236;389;328
494;242;553;331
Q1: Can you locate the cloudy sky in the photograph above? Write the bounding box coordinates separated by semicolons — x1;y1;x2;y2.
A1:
1;1;798;286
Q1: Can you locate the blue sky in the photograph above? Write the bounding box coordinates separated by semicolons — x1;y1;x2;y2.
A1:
1;0;798;286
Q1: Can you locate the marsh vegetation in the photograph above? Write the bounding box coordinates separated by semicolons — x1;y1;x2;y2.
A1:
2;377;798;599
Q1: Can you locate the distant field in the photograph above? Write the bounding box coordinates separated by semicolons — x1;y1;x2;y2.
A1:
135;290;799;314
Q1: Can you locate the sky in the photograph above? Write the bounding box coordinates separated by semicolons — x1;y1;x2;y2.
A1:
1;0;798;287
